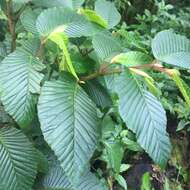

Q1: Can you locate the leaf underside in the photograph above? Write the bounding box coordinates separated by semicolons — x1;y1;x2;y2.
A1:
0;127;37;190
152;30;190;69
0;50;44;128
116;71;171;167
38;76;99;180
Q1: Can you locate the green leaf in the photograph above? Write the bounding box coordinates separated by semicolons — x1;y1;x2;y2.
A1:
92;31;122;60
17;37;40;56
101;116;115;140
43;163;73;190
71;53;95;74
170;69;190;107
13;0;30;3
20;8;40;35
141;172;152;190
0;127;37;190
115;174;127;190
111;51;153;67
36;7;99;38
76;170;108;190
116;71;171;168
176;120;190;132
0;50;45;128
82;79;112;108
164;178;170;190
152;30;190;69
44;163;108;190
120;164;131;173
103;140;124;173
33;0;84;9
95;0;121;29
144;77;161;98
79;9;108;28
49;33;78;79
122;137;143;152
38;76;99;180
104;74;118;92
36;149;49;173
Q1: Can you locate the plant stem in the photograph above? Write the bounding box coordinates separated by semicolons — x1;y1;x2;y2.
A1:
6;0;16;52
108;176;113;190
80;61;173;82
6;1;27;52
80;68;123;81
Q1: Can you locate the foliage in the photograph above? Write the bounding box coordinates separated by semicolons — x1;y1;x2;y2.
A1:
0;0;190;190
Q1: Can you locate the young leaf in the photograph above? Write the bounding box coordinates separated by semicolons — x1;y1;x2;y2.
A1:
122;137;143;152
111;51;153;67
38;75;99;181
0;50;45;128
141;172;152;190
78;8;108;28
120;164;131;173
95;0;121;29
48;33;78;80
116;71;171;168
152;30;190;69
103;140;124;173
0;127;37;190
170;69;190;107
115;174;128;190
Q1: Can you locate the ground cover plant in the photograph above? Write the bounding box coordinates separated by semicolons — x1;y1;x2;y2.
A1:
0;0;190;189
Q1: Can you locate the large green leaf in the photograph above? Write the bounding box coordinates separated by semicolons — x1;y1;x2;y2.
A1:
38;75;99;180
76;170;108;190
20;8;40;35
111;51;153;67
43;163;73;190
152;30;190;69
43;163;108;190
32;0;84;9
95;0;121;29
92;31;122;60
0;127;37;190
17;37;40;56
116;71;171;167
0;50;45;128
36;7;99;38
13;0;30;3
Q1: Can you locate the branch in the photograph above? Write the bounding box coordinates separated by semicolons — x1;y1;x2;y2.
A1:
6;0;16;52
80;67;123;81
6;1;27;52
80;61;174;82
